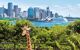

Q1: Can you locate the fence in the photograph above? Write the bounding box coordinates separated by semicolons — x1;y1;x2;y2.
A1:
0;42;53;50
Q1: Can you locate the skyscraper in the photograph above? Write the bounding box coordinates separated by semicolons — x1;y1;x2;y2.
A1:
12;11;15;18
39;9;47;19
28;7;34;20
50;11;53;17
18;8;21;13
0;7;4;17
8;2;13;17
4;8;8;17
14;5;19;17
17;8;21;17
46;7;50;17
34;7;40;19
39;9;43;19
22;11;27;17
55;13;59;18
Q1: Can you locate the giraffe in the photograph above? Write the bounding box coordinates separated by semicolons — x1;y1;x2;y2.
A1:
21;25;32;50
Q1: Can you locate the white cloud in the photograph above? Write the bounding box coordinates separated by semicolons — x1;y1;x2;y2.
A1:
18;4;48;11
52;4;80;17
0;2;8;8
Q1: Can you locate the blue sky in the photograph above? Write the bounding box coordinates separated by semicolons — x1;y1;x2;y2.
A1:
0;0;80;17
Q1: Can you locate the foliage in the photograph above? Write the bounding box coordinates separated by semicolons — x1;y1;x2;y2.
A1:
0;20;80;50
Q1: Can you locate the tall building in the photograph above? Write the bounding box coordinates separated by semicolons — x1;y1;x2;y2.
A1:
46;7;51;17
0;7;4;17
28;7;34;20
39;9;43;19
5;9;8;16
22;11;27;17
18;8;21;13
14;5;19;17
42;10;47;19
17;8;21;17
55;13;59;18
34;7;40;19
39;9;47;19
12;11;15;18
50;11;53;17
8;2;13;17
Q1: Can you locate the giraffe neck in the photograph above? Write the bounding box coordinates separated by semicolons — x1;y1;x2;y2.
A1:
26;31;32;50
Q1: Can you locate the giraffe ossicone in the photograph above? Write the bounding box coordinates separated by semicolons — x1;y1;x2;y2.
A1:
21;26;31;36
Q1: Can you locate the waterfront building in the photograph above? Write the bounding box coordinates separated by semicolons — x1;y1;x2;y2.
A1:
12;11;16;18
39;9;47;19
22;11;27;18
46;7;51;17
55;13;59;18
17;8;21;18
50;11;53;17
4;13;8;17
5;9;8;16
0;7;4;17
28;7;34;20
8;2;13;17
39;9;43;19
18;8;21;13
34;7;40;20
14;5;19;17
4;8;9;17
42;10;47;19
55;13;63;18
17;12;23;18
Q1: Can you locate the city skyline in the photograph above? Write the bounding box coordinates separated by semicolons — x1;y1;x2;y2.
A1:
0;0;80;17
0;2;54;21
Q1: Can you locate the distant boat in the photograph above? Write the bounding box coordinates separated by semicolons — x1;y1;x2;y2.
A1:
44;17;53;22
45;18;53;22
31;17;53;22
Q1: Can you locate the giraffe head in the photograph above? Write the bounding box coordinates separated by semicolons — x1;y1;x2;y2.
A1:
21;25;31;36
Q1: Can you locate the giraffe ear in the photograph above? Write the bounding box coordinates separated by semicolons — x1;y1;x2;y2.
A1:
27;27;31;30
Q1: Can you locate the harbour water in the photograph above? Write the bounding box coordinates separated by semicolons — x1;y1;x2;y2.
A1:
10;17;70;27
31;17;69;27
